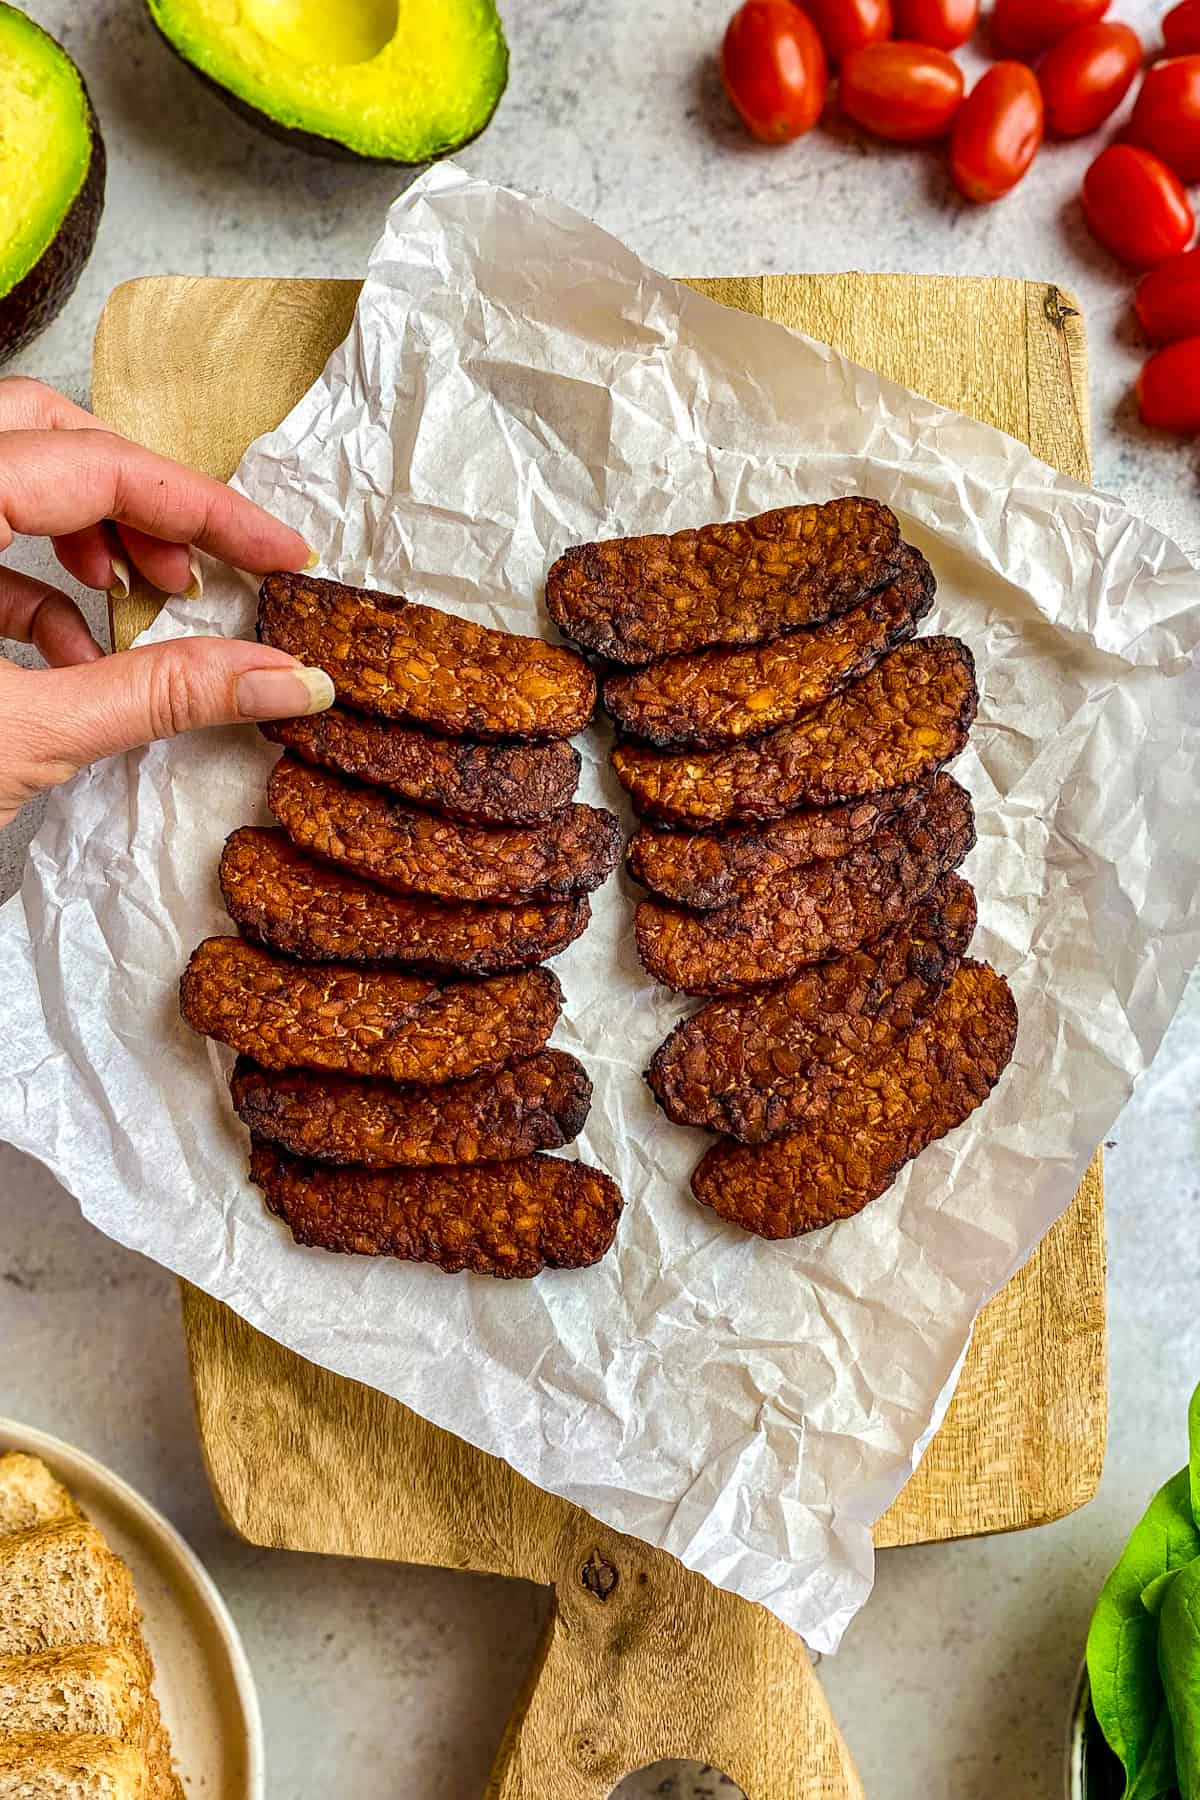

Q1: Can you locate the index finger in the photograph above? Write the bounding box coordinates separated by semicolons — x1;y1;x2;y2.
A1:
0;375;96;433
0;428;314;574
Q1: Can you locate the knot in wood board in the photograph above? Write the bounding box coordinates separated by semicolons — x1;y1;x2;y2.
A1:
580;1548;619;1601
1043;285;1080;330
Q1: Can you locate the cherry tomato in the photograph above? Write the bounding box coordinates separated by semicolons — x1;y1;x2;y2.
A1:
1081;144;1194;267
991;0;1109;58
802;0;893;64
840;41;965;138
892;0;978;50
1138;336;1200;430
950;64;1043;200
1038;22;1142;135
1163;0;1200;55
1134;248;1200;342
721;0;829;141
1127;55;1200;180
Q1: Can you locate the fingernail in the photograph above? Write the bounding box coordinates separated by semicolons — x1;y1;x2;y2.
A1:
185;551;204;602
236;665;335;721
108;556;131;602
303;546;320;571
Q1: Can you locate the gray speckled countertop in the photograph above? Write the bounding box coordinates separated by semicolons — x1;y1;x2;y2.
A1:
2;3;1199;1796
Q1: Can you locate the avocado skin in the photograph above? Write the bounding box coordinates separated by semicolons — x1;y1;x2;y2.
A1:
0;92;106;367
148;18;508;164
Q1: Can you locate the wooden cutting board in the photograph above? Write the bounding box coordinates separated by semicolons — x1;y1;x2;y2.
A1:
93;270;1106;1799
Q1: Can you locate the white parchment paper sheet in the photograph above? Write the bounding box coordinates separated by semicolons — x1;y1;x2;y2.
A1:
3;164;1199;1652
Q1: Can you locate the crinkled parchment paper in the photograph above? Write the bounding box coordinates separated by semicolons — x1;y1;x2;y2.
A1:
3;165;1199;1652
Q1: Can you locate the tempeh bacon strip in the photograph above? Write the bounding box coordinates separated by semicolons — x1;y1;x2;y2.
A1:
262;707;581;825
546;497;902;664
634;773;975;994
627;783;929;911
691;960;1018;1239
267;756;621;903
259;571;596;740
220;828;590;974
180;937;562;1081
231;1050;592;1168
604;544;935;747
612;637;978;827
251;1139;624;1278
647;873;977;1141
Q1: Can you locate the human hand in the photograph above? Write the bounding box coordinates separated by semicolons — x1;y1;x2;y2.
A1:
0;377;334;828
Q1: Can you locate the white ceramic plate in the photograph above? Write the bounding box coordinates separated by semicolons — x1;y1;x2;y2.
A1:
0;1419;263;1800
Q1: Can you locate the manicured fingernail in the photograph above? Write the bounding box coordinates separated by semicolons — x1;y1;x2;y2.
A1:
303;546;320;571
185;551;204;602
108;556;131;602
236;665;334;721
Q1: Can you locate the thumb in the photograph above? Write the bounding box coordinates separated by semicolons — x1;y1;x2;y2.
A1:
28;636;334;770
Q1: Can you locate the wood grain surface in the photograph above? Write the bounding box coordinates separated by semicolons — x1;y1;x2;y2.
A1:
93;271;1105;1799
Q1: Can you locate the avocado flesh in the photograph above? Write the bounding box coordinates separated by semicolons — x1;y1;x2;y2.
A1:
147;0;508;164
0;4;105;362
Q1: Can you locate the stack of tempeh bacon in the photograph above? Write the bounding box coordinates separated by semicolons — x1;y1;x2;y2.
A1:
179;574;624;1279
547;498;1018;1243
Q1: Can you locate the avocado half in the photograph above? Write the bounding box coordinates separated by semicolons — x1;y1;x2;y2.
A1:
145;0;508;163
0;5;105;366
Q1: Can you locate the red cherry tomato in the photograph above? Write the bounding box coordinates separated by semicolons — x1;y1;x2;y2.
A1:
1163;0;1200;55
802;0;893;64
1138;336;1200;430
991;0;1109;58
840;41;965;139
1127;55;1200;180
1135;247;1200;342
951;64;1043;200
892;0;978;49
721;0;829;141
1038;22;1142;136
1081;144;1194;267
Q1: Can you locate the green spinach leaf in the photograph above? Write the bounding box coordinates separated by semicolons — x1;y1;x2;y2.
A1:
1124;1708;1178;1800
1161;1554;1200;1800
1145;1570;1184;1619
1088;1468;1200;1791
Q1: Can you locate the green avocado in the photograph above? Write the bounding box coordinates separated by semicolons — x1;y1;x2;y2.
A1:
145;0;508;163
0;4;105;365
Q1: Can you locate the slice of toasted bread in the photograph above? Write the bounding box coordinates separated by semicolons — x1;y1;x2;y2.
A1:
0;1459;79;1541
0;1525;143;1667
0;1647;147;1742
0;1469;181;1799
0;1732;149;1797
0;1649;179;1800
142;1723;182;1800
